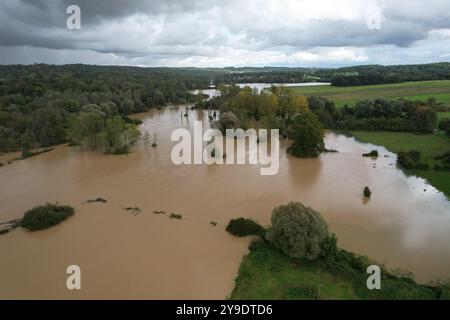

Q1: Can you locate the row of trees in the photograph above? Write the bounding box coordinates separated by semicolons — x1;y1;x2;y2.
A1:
208;63;450;87
308;96;439;134
330;63;450;86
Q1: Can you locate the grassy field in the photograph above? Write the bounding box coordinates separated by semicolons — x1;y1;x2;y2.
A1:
438;111;450;121
291;80;450;108
351;131;450;197
230;241;440;300
230;242;358;300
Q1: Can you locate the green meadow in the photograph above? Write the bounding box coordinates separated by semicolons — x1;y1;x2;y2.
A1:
292;80;450;108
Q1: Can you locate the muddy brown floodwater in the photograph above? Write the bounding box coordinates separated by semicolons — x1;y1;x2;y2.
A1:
1;107;450;299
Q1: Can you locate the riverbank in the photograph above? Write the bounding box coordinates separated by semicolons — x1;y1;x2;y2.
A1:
351;131;450;198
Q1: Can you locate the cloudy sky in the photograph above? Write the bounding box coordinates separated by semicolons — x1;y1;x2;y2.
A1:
1;0;450;67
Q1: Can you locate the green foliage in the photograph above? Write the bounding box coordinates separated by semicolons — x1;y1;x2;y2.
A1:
213;111;241;133
265;202;329;260
397;150;429;170
362;150;378;157
287;111;324;158
0;64;209;152
21;203;74;231
439;118;450;136
232;225;439;300
226;218;265;237
413;106;438;133
103;116;140;154
66;112;140;154
330;63;450;86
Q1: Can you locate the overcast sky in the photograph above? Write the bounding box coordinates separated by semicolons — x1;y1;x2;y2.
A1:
1;0;450;67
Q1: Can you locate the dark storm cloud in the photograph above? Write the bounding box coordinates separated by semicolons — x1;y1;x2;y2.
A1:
0;0;449;66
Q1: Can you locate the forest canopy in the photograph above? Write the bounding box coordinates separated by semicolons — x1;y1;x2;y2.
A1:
0;64;211;152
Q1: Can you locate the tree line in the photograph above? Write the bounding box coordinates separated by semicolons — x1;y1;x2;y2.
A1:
308;96;440;134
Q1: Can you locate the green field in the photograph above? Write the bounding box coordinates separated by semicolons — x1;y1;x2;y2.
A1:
230;242;358;300
230;241;441;300
292;80;450;108
438;111;450;121
351;131;450;197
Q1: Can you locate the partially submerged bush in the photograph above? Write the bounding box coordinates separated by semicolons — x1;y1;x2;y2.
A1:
364;186;372;198
226;218;265;237
265;202;329;260
21;203;74;231
169;213;183;220
362;150;379;157
213;111;241;134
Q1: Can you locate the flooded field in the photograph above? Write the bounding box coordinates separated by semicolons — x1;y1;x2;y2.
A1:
1;107;450;299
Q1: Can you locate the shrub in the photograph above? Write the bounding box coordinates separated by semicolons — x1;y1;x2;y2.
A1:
226;218;265;237
21;203;74;231
438;118;450;131
213;111;241;134
265;202;329;260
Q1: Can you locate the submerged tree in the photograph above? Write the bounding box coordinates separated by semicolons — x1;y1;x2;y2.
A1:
213;111;241;134
287;111;324;158
66;112;140;154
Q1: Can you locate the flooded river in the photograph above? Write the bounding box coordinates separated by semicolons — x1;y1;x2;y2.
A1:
1;107;450;299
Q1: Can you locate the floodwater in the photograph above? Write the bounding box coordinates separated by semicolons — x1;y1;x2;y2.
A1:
0;107;450;299
191;82;331;99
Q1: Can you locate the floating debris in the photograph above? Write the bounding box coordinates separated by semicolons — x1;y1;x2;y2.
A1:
0;218;22;235
122;206;142;216
83;197;107;204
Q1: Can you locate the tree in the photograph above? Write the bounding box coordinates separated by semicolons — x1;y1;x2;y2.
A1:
196;90;205;109
214;111;241;133
102;116;140;154
279;89;309;121
265;202;329;260
413;106;437;133
287;111;324;158
19;129;36;150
